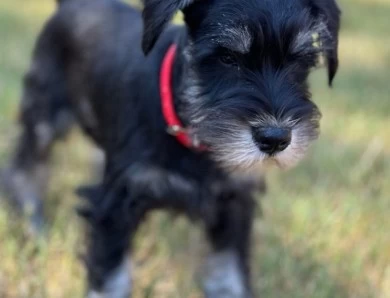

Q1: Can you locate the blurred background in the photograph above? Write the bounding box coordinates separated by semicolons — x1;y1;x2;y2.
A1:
0;0;389;297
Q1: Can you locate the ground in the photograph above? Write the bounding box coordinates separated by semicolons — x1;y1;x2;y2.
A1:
0;0;389;297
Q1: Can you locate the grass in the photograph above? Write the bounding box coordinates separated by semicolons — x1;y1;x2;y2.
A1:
0;0;389;297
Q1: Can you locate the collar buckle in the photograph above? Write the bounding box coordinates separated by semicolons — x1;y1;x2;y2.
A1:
166;125;186;136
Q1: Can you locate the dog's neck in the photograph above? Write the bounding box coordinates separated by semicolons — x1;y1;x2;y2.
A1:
160;31;206;151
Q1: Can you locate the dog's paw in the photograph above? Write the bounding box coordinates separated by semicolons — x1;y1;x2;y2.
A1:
0;166;46;237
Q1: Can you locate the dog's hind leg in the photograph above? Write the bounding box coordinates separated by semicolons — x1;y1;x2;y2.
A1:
202;188;256;298
1;25;74;235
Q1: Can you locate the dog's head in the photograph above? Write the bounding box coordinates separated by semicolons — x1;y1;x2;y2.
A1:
142;0;341;172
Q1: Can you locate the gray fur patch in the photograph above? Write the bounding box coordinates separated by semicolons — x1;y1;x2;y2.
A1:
292;19;331;56
202;251;248;298
87;258;132;298
2;163;49;235
214;24;253;54
34;122;53;152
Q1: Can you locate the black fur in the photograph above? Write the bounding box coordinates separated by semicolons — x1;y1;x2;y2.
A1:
2;0;341;296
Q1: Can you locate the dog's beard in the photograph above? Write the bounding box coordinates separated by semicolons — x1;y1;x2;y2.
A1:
191;116;319;173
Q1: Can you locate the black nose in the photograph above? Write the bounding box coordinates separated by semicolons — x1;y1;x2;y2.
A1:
252;127;291;155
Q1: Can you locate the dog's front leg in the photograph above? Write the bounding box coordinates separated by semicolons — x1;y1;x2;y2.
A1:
202;184;256;298
87;258;132;298
85;213;133;298
84;163;201;298
126;164;257;298
81;181;134;298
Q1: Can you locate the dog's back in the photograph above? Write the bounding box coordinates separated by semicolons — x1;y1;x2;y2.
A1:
2;0;190;234
32;0;186;152
38;0;155;146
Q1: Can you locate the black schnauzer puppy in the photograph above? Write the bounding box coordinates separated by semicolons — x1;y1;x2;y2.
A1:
2;0;341;296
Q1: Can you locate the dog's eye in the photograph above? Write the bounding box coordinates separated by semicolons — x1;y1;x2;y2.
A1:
219;54;238;67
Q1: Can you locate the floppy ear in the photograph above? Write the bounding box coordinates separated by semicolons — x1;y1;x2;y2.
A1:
142;0;195;55
310;0;341;86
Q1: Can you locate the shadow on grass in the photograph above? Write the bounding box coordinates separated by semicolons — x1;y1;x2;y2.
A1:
253;228;353;298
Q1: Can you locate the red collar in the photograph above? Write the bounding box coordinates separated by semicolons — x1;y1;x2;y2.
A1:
160;44;206;151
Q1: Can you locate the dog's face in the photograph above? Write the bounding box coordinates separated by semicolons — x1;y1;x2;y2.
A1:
142;0;341;172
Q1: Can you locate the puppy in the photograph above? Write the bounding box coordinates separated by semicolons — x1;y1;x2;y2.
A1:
2;0;341;296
